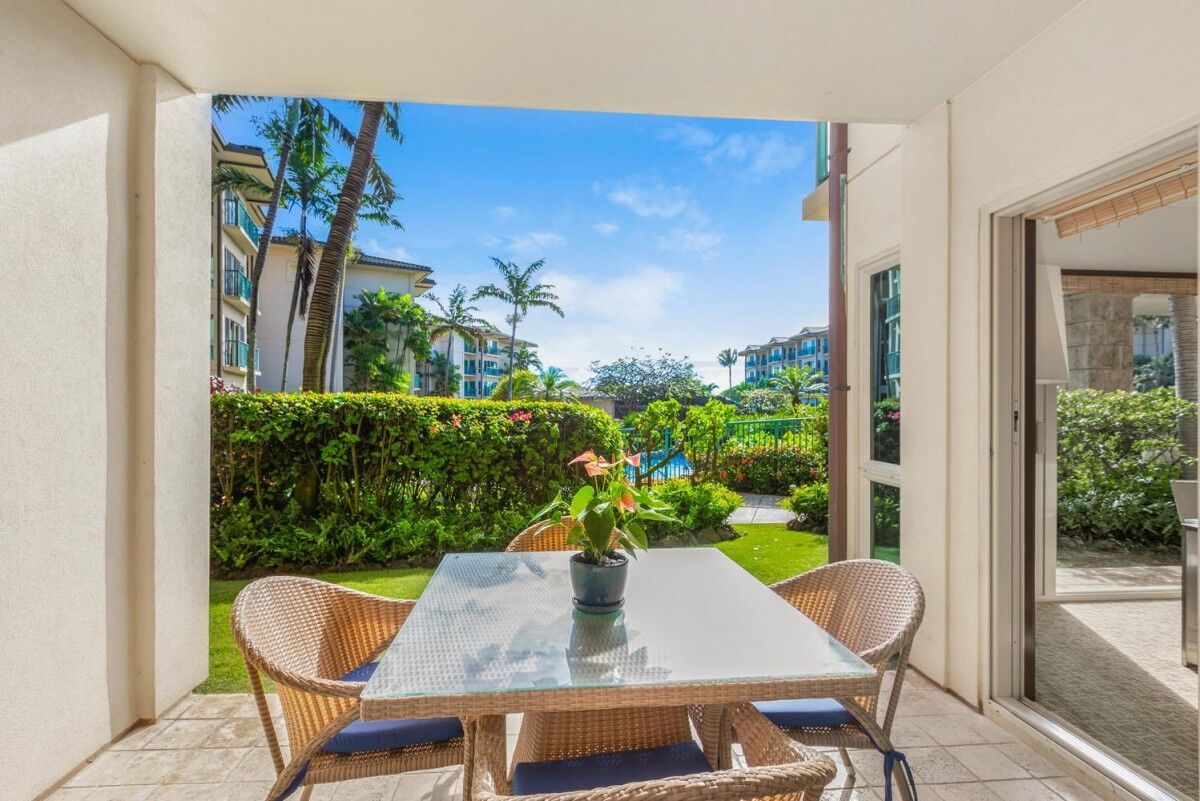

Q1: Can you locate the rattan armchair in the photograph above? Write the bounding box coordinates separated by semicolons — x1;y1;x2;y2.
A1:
505;518;579;552
232;576;468;801
741;560;924;801
473;704;835;801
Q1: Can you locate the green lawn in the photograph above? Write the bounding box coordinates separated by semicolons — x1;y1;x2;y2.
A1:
200;523;828;693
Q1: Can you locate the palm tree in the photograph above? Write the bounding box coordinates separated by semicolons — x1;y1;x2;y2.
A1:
512;344;543;373
473;258;564;400
426;285;490;394
302;102;403;391
536;366;581;401
717;348;738;388
770;365;828;407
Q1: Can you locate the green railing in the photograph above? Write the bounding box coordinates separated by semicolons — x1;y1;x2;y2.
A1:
815;121;829;185
223;194;261;248
223;269;252;302
885;294;900;320
885;351;900;376
620;416;818;482
485;344;502;355
223;339;247;370
464;342;479;354
483;366;503;377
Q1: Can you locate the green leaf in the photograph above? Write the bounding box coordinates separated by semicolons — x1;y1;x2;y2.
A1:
570;485;596;517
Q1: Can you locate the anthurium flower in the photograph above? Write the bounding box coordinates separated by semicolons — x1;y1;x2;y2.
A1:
626;453;641;467
615;491;637;512
570;450;598;465
583;460;608;477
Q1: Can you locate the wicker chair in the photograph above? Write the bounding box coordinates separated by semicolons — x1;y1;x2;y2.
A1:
232;576;468;801
505;518;580;552
473;704;835;801
742;560;925;800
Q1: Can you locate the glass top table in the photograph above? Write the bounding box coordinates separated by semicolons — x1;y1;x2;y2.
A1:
361;549;877;720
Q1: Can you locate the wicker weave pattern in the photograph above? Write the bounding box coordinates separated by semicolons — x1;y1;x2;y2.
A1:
231;576;466;801
477;703;835;801
506;519;580;552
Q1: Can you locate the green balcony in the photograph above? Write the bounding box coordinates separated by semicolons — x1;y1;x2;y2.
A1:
223;269;252;305
222;193;261;250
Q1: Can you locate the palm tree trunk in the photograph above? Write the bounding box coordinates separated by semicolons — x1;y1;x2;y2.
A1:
727;365;732;389
445;333;454;396
507;311;518;401
1171;294;1197;478
302;102;384;391
280;218;309;392
247;97;300;391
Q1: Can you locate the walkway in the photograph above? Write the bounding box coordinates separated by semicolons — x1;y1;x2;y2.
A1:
728;493;795;524
50;671;1107;801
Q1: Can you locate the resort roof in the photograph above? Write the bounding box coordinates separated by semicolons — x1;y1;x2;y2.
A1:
211;125;276;206
269;235;436;287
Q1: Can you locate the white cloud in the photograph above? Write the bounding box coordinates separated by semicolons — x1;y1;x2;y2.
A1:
657;227;724;259
361;238;412;262
544;265;682;325
656;122;717;149
702;132;805;181
602;178;692;219
492;205;517;221
592;222;620;235
504;231;567;255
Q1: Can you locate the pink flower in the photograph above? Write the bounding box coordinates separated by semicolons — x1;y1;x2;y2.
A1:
626;452;642;467
450;413;462;428
570;450;598;465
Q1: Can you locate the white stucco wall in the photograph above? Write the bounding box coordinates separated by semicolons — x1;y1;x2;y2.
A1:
845;0;1200;705
0;3;210;797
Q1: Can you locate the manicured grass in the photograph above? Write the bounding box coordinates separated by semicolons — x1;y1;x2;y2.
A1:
200;524;829;693
715;523;829;585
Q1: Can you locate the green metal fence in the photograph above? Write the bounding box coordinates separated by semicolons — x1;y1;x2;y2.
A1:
620;416;818;482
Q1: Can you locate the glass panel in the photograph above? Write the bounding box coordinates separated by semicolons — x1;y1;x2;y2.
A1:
870;265;901;464
870;482;900;563
364;550;874;702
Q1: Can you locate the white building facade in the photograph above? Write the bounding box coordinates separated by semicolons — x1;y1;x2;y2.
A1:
741;326;830;383
423;326;536;399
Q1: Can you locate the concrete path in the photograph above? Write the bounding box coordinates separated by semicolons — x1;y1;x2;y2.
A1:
727;493;795;525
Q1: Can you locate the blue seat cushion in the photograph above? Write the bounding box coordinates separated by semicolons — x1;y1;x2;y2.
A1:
321;662;463;754
511;741;710;795
753;698;856;729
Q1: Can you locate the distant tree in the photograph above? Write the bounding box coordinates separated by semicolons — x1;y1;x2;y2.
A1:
717;348;738;389
426;351;462;397
425;284;490;394
473;258;564;400
770;366;828;407
737;388;791;416
490;366;580;401
512;344;543;373
489;369;541;400
588;349;709;413
342;288;429;392
1136;354;1175;391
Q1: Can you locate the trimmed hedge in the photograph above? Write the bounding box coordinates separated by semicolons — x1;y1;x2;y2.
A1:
211;393;623;571
718;444;826;495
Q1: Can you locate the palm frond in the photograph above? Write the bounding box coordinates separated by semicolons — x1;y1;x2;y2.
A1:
213;94;270;116
211;165;273;198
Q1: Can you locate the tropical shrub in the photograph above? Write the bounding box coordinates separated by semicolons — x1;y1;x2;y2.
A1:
871;397;900;465
719;444;826;495
736;388;791;416
1057;387;1195;546
211;393;622;571
783;482;829;533
680;399;737;482
646;480;742;540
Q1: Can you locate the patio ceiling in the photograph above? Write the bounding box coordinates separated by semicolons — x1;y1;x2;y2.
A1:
65;0;1081;123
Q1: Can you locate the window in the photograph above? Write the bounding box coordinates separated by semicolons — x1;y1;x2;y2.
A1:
869;265;900;464
861;261;900;562
870;482;900;563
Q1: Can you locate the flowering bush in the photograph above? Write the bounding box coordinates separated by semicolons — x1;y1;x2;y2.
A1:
718;444;826;495
211;393;622;571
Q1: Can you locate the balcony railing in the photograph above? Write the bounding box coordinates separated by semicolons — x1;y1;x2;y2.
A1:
464;384;478;398
769;353;782;362
222;193;261;248
485;344;502;355
221;340;260;373
464;342;479;354
223;269;252;303
745;356;757;366
483;366;503;377
885;294;901;320
885;350;900;377
463;363;479;376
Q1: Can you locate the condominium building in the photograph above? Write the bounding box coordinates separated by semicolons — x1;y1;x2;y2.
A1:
256;237;435;392
210;127;273;389
423;326;537;399
740;326;829;383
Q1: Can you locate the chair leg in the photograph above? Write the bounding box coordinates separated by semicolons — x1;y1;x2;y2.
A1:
838;745;856;779
299;786;313;801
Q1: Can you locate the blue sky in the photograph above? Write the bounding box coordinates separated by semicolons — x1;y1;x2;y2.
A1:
215;101;828;387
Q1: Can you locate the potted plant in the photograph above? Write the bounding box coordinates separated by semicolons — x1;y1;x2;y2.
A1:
532;449;677;613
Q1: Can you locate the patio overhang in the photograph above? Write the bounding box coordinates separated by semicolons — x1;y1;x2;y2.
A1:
64;0;1079;123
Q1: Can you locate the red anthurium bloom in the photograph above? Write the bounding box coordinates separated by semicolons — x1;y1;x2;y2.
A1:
626;452;641;467
570;450;598;465
583;461;608;478
616;491;637;512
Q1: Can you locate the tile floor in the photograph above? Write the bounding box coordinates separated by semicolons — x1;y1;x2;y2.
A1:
48;671;1109;801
